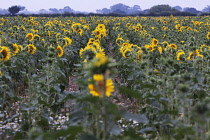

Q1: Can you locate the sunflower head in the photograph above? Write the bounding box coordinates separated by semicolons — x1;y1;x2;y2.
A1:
207;32;210;39
56;45;64;57
0;46;11;61
86;56;116;75
26;33;34;41
27;44;37;54
88;74;114;97
169;44;178;50
63;37;72;47
151;38;158;46
187;49;203;60
12;43;19;55
176;50;185;60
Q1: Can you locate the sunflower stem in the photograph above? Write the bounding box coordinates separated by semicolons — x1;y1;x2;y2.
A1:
102;73;107;140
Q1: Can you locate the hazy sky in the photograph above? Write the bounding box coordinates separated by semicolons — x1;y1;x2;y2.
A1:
1;0;210;12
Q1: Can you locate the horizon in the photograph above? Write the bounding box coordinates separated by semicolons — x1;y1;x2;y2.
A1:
1;0;210;13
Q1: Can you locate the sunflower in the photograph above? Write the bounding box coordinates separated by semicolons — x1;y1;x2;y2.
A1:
26;33;34;41
169;44;178;50
199;44;207;52
27;44;37;54
94;56;108;67
151;38;158;46
79;45;97;58
18;45;23;51
56;45;64;57
158;46;163;54
63;37;72;47
0;46;11;61
126;23;131;28
120;43;131;53
137;49;143;60
145;44;155;52
0;70;2;76
187;49;203;60
116;37;125;46
88;74;114;97
12;43;19;55
207;32;210;39
96;24;106;30
122;48;132;58
162;26;167;30
153;69;160;75
77;29;83;36
176;50;185;60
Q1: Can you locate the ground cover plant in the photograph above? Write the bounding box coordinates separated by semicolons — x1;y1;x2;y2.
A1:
0;15;210;140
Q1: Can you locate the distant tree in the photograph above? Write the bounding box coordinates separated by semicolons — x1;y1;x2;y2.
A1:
49;8;60;14
101;8;111;14
8;5;25;15
128;5;142;14
149;5;178;14
63;6;74;13
202;5;210;13
173;6;182;11
183;7;200;14
110;3;130;14
112;9;126;15
142;9;149;14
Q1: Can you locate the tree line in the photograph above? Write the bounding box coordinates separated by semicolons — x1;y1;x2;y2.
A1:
3;4;210;17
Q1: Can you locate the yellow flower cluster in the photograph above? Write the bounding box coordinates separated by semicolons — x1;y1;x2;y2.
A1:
80;38;105;62
92;24;107;39
88;74;114;97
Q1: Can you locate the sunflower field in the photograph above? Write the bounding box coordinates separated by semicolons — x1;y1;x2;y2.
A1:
0;15;210;139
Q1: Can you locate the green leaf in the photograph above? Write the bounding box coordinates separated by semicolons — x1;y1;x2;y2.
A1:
14;131;23;140
31;99;38;105
49;126;83;138
79;134;97;140
141;83;157;89
118;86;143;100
137;127;154;134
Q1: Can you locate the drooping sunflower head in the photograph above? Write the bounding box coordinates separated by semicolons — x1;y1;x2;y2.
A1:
79;45;97;59
145;44;155;52
27;44;37;54
56;45;64;57
63;37;72;47
116;37;125;46
0;46;11;61
12;43;19;55
169;44;178;50
207;32;210;39
187;49;203;60
26;33;34;41
77;29;83;36
151;38;158;46
176;50;185;60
